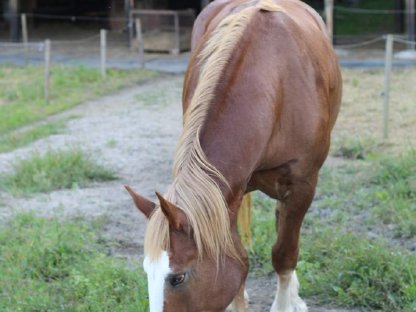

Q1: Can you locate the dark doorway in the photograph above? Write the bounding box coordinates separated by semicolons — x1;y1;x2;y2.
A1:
167;0;203;14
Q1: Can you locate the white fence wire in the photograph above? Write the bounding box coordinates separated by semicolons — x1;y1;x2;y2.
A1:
0;29;121;102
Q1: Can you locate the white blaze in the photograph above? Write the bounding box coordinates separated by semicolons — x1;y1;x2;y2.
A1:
143;251;171;312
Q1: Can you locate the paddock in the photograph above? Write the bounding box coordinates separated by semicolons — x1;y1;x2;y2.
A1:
0;55;415;310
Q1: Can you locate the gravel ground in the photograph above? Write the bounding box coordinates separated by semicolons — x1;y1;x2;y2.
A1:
0;75;359;312
0;76;183;253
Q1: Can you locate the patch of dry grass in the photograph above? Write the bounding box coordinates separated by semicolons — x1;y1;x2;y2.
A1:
334;68;416;154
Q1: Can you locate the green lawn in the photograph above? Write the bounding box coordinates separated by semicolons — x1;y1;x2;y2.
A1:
1;149;117;195
0;213;149;312
0;121;66;153
0;65;158;152
250;150;416;311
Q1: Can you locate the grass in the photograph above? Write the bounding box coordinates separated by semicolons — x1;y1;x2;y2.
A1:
338;68;416;154
1;149;116;195
0;121;65;153
0;65;158;135
331;136;379;160
0;213;148;311
249;150;416;311
371;151;416;238
298;229;416;311
134;89;168;108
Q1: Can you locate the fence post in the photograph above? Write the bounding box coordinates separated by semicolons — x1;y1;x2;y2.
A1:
135;18;145;68
129;11;134;50
125;0;133;47
10;0;19;41
406;0;415;50
44;39;51;104
325;0;334;42
100;29;107;79
21;13;28;64
383;34;394;140
173;12;180;55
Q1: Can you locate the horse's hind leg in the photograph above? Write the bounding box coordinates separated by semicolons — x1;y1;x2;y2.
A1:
270;174;318;312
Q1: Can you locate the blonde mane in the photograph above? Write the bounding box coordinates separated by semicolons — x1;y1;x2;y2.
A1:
144;0;284;262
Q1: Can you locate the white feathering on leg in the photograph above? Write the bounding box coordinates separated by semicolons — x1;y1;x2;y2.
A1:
270;271;307;312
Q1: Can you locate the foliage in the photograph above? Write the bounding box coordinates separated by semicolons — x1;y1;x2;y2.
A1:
1;149;116;195
0;213;148;311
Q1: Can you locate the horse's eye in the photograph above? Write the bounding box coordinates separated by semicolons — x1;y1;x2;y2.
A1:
169;273;186;287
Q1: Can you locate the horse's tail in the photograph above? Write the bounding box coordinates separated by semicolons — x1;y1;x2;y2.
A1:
238;193;252;250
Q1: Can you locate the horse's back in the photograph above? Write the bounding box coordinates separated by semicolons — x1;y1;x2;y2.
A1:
187;0;341;129
184;0;342;192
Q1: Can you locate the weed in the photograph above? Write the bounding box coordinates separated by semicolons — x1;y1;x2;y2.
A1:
371;151;416;238
331;137;379;160
1;149;116;195
106;139;118;148
352;77;359;87
135;89;168;107
249;193;275;274
298;228;416;311
372;151;416;194
0;213;148;311
0;121;65;153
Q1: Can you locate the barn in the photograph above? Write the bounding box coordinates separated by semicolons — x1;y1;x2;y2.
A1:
0;0;209;41
0;0;411;45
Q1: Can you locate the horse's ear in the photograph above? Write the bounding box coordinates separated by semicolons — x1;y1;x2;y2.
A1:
155;192;187;230
124;185;155;218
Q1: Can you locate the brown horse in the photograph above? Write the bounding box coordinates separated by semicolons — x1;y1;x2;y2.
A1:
125;0;342;311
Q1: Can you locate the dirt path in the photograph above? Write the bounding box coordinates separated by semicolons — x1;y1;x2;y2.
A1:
0;76;358;312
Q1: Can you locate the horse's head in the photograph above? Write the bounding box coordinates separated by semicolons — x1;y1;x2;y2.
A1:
125;185;248;312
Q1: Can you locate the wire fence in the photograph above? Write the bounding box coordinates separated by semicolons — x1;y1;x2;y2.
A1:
0;32;146;71
0;10;197;76
0;7;412;50
0;41;44;63
24;12;126;22
334;6;411;15
378;35;416;140
319;3;414;45
1;9;415;56
0;28;138;103
335;36;385;49
1;7;416;141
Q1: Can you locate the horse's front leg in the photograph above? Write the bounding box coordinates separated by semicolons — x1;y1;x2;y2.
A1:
226;283;249;312
270;174;318;312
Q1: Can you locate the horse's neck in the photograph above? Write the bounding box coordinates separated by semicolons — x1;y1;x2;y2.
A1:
183;30;274;207
198;111;262;210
